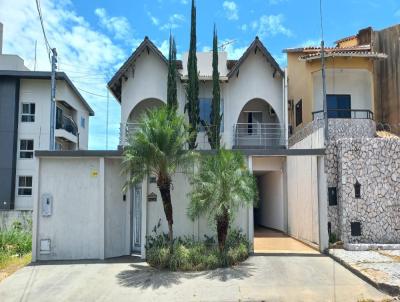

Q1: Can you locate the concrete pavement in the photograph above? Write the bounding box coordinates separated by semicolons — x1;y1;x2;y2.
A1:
0;255;389;302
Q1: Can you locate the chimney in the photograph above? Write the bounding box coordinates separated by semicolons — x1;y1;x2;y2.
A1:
0;23;3;54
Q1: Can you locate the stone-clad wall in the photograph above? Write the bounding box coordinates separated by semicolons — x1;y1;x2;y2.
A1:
289;118;376;147
335;138;400;244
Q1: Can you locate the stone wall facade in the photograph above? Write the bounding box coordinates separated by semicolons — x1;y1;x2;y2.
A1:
289;118;376;146
327;138;400;244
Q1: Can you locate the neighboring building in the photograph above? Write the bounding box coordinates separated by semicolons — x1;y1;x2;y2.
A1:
0;24;94;211
285;31;400;249
284;35;386;136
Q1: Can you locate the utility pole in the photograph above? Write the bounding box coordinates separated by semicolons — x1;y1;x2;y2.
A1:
49;48;57;150
106;89;109;150
320;0;328;144
321;40;328;143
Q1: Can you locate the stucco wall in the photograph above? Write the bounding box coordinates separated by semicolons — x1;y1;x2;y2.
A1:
287;130;322;245
312;69;374;113
36;158;103;260
256;172;284;231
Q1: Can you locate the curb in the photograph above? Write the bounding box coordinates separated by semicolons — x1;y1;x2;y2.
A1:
328;251;400;297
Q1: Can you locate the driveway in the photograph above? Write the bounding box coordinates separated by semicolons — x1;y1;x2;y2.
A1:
0;255;389;302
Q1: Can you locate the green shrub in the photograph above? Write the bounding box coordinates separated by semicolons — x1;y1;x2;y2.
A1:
145;227;249;271
0;223;32;268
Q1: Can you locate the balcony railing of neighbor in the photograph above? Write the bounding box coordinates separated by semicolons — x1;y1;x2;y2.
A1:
56;115;78;136
233;123;286;149
312;109;374;120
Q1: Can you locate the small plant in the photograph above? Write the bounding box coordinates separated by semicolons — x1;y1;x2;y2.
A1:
145;225;250;271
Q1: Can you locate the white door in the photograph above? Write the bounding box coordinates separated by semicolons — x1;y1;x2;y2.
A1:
132;185;142;253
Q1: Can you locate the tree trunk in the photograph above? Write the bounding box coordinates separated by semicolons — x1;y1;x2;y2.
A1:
216;207;229;252
157;176;174;242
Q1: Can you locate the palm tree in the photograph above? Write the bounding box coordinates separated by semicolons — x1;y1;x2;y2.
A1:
122;107;194;242
188;149;257;252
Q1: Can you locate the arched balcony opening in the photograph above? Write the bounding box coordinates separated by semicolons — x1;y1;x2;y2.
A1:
233;98;285;149
120;98;165;146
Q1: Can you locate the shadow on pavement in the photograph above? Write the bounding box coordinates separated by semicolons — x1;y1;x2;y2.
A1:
116;259;256;289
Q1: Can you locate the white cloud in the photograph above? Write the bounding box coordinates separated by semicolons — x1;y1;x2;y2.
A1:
94;8;132;41
180;0;189;4
223;1;239;21
395;9;400;17
269;0;288;5
240;24;248;32
158;40;170;57
159;14;185;30
219;40;247;59
256;14;292;37
300;39;321;47
0;0;139;149
147;11;160;26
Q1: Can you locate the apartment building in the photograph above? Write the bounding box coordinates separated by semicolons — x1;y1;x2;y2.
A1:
0;24;94;211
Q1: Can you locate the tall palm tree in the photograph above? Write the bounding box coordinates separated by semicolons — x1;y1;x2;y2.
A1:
122;107;194;242
188;149;257;251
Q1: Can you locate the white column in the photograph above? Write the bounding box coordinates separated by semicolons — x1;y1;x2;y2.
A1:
317;156;329;252
247;156;254;250
31;157;40;262
98;157;105;260
140;177;148;259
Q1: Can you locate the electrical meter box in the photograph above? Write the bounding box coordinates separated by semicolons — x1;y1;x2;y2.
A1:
41;193;53;217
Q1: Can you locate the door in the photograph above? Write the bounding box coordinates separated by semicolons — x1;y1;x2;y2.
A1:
131;185;142;253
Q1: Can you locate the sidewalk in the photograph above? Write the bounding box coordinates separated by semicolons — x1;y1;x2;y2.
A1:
329;248;400;297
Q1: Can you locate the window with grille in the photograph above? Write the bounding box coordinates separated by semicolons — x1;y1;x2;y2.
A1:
21;103;35;122
19;139;34;159
18;176;33;196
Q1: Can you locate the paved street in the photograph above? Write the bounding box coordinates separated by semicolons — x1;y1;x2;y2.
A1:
0;255;389;302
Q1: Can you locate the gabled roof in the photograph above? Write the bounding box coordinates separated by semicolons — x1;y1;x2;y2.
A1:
283;44;372;53
108;37;168;102
0;70;94;116
227;37;284;78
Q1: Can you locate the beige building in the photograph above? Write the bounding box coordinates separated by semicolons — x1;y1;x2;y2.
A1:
284;34;386;134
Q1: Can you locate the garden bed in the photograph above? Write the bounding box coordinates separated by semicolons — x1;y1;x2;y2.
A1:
146;230;250;271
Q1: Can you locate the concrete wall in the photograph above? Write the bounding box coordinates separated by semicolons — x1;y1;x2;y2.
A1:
286;130;323;245
34;157;130;261
256;171;284;231
0;210;31;231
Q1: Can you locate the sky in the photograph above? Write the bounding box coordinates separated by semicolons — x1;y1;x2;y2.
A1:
0;0;399;150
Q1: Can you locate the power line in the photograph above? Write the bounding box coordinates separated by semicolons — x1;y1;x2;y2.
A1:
35;0;51;63
76;87;108;98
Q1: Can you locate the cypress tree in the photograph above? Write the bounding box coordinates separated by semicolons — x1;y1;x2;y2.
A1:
167;33;178;111
185;0;199;149
207;25;222;149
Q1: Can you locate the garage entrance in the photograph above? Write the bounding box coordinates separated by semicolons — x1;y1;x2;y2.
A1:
251;156;320;254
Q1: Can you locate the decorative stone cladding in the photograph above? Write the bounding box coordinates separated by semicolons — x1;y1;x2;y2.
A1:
289;118;376;147
328;138;400;244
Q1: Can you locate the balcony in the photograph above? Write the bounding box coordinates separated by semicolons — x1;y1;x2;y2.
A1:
56;115;78;143
233;123;286;149
312;109;374;120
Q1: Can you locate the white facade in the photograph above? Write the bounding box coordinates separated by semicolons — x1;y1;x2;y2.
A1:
117;38;286;149
14;78;92;210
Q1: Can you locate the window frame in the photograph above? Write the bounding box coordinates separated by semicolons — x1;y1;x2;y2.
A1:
19;139;34;159
198;98;224;133
17;176;33;196
80;116;86;129
295;99;302;126
327;94;351;118
21;103;36;123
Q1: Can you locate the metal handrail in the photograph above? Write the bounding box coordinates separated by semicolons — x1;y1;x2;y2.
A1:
312;109;374;120
56;115;78;136
233;123;286;148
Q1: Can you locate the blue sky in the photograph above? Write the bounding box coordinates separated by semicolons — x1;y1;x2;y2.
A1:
0;0;399;149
